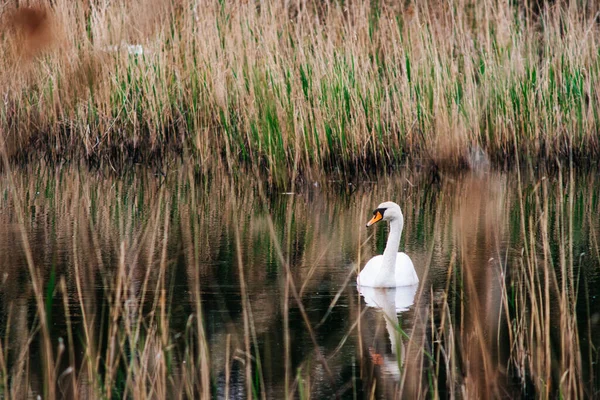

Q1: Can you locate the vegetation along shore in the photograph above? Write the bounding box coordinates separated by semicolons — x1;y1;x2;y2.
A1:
2;1;599;182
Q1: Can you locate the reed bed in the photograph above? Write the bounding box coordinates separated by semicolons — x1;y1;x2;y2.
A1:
0;163;598;398
1;1;600;184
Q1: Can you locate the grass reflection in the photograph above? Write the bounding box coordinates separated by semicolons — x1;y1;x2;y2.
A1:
0;165;598;398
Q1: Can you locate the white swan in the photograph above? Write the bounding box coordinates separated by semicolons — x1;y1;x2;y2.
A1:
357;201;419;287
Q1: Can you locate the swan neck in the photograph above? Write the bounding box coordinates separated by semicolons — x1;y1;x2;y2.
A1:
382;218;402;270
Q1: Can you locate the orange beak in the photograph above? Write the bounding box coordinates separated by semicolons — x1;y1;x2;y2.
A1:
366;211;383;227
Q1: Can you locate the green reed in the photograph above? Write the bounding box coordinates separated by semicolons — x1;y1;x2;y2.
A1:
2;1;600;185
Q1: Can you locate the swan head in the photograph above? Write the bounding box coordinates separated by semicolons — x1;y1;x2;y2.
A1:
366;201;403;227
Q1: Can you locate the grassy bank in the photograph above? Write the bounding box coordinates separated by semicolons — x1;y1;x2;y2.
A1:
1;1;600;183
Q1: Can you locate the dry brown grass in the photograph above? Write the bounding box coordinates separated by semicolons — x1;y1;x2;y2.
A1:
0;1;599;184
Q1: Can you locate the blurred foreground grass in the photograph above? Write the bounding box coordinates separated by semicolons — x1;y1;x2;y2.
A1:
0;164;598;398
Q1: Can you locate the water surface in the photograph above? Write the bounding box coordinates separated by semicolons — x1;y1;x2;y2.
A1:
0;166;598;398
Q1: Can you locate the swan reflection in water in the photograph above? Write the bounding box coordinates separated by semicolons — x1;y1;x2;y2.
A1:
358;284;418;378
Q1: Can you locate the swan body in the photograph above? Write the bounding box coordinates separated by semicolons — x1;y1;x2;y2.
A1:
358;253;418;288
357;201;419;287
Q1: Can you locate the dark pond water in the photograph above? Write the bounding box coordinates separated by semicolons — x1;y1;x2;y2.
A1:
0;165;599;398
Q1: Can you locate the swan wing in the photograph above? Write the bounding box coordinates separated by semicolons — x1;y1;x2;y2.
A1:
394;253;419;286
357;255;392;287
357;253;419;287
